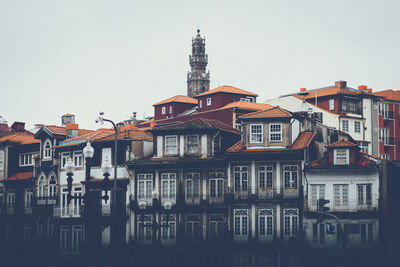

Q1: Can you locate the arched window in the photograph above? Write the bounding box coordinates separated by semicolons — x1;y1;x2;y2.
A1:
43;140;52;159
48;175;57;198
37;175;47;199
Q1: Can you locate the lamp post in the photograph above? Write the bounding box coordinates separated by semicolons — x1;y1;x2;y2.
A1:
65;141;113;254
96;112;119;250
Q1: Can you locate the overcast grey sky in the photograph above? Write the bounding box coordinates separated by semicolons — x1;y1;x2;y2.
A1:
1;0;399;130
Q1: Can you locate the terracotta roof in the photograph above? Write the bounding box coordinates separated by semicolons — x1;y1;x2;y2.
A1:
326;139;358;148
293;85;373;101
309;153;376;168
151;117;241;135
196;85;258;97
240;106;292;119
55;128;116;147
93;129;153;142
227;132;316;153
153;95;197;106
45;125;94;137
0;133;39;145
373;90;400;102
220;101;273;111
3;172;33;181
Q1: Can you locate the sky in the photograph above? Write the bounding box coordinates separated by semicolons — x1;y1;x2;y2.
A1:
1;0;399;130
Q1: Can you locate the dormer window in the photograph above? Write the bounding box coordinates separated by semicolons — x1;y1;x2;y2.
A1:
250;124;263;143
187;135;199;154
207;98;212;106
165;135;178;155
334;149;349;165
269;124;282;142
162;107;166;115
43;140;52;159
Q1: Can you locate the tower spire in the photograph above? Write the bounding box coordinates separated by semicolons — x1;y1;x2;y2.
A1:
187;29;210;98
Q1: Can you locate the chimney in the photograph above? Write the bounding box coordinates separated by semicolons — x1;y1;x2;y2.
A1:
11;122;25;132
358;85;368;90
66;123;79;139
367;88;373;93
300;88;306;92
62;114;75;126
335;80;347;89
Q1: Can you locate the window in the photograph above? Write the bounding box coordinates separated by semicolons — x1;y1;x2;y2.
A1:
102;147;112;166
379;128;389;144
334;149;349;165
48;176;57;203
207;98;211;106
341;98;362;114
161;107;166;114
161;214;176;244
240;97;251;102
358;141;369;154
138;174;153;204
283;209;298;238
209;172;224;201
185;215;201;241
234;209;248;240
25;188;33;210
43;140;52;159
73;151;82;167
199;100;202;108
379;103;389;118
137;214;153;243
329;99;334;110
342;120;349;132
161;173;176;203
0;150;5;171
354;121;361;133
7;191;15;209
165;135;178;155
209;214;224;240
169;106;172;114
187;135;199;154
258;166;273;189
269;124;282;142
334;184;349;207
259;209;273;240
310;184;325;206
185;173;200;203
61;187;82;217
37;175;47;199
357;184;372;207
234;166;248;192
250;124;263;143
61;152;70;169
19;153;37;166
283;165;298;188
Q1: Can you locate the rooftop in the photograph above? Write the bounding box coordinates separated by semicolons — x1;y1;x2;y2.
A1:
220;101;273;111
196;85;258;97
0;133;39;145
326;139;358;148
240;106;292;119
153;95;197;106
373;89;400;102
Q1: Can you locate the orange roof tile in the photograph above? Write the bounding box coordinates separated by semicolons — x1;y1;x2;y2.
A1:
226;140;243;153
196;85;258;97
373;90;400;102
3;172;33;181
310;152;376;168
326;139;358;148
291;132;317;150
94;129;153;142
220;101;273;111
45;125;94;137
0;133;39;145
240;106;292;119
293;84;373;101
153;95;197;106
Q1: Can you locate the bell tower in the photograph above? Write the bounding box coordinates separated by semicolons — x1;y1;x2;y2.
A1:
187;29;210;98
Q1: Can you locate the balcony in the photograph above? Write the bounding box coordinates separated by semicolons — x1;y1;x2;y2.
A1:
36;196;57;206
382;111;395;120
208;195;225;205
228;187;300;200
53;206;81;218
307;199;377;212
383;137;396;146
185;196;200;205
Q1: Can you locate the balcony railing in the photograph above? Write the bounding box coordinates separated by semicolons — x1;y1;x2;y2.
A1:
382;111;395;120
228;187;300;200
383;137;396;146
36;196;57;206
208;195;225;205
185;196;200;205
307;199;377;212
53;207;81;218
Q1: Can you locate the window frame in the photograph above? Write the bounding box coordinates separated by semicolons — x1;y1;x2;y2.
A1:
60;152;71;169
43;139;52;160
354;121;361;133
342;120;349;132
19;153;36;167
186;135;199;154
161;106;166;115
250;124;263;143
73;151;82;168
165;135;178;155
269;123;282;143
334;149;349;165
329;99;334;110
206;97;212;106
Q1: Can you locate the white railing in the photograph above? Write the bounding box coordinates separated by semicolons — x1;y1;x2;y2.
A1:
307;199;378;212
53;207;81;218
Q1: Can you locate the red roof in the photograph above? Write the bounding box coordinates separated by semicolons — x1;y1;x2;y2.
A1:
240;106;292;119
153;95;197;106
196;85;258;97
326;139;358;148
0;133;39;145
373;89;400;102
94;129;153;142
310;153;376;168
45;125;94;137
220;101;273;111
227;132;316;153
3;172;33;181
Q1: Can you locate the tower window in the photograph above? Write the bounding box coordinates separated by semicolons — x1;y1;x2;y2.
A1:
207;98;212;106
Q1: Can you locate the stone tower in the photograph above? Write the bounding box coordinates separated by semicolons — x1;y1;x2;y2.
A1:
187;29;210;98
